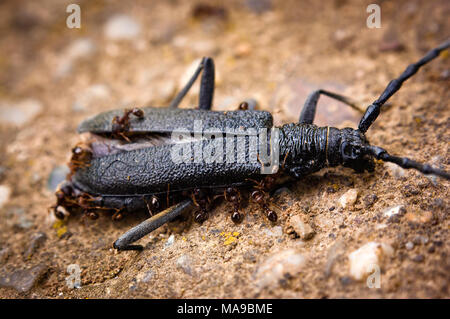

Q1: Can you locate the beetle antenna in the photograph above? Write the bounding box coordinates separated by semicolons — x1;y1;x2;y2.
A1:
358;39;450;133
363;146;450;180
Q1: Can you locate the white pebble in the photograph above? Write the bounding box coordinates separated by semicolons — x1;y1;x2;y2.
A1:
104;15;141;40
383;205;406;218
254;249;306;288
0;99;42;127
164;234;175;248
339;189;359;209
348;242;393;281
289;215;315;240
0;185;11;209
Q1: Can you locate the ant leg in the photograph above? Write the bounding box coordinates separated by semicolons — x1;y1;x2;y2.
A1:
169;57;215;110
299;89;363;124
191;188;211;223
358;39;450;133
112;108;144;138
113;199;193;251
224;187;243;223
251;190;277;222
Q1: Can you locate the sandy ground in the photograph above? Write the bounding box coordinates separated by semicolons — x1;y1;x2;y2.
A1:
0;0;448;298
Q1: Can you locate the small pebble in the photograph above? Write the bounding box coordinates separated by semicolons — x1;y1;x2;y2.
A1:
412;254;424;263
363;194;378;208
412;235;428;245
245;0;272;14
24;232;47;258
0;99;42;127
104;15;141;40
7;207;33;229
254;249;306;288
0;185;11;209
0;247;10;264
405;242;414;250
385;162;406;179
0;264;48;293
176;255;193;276
384;205;406;219
288;215;315;240
348;242;393;281
136;270;154;283
47;165;70;191
164;234;175;248
73;84;111;112
405;211;433;224
338;189;358;209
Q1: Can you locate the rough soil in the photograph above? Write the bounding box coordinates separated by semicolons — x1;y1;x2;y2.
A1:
0;0;449;298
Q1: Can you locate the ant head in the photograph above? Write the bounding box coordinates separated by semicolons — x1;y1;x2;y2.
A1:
338;128;375;173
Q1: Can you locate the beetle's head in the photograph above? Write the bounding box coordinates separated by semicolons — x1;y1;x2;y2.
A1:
336;128;375;173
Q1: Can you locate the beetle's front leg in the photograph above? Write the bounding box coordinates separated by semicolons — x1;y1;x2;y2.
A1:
114;199;194;251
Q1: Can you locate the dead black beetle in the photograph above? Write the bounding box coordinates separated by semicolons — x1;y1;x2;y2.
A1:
53;40;450;251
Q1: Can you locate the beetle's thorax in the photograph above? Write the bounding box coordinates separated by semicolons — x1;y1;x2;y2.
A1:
278;123;372;177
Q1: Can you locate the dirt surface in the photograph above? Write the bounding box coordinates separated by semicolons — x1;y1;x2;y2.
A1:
0;0;449;298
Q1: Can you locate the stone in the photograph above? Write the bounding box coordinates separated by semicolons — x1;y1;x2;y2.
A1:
348;242;394;281
24;232;47;258
164;235;175;248
0;247;10;264
0;185;11;209
0;264;48;293
0;99;42;127
72;84;111;112
405;211;433;224
254;249;306;288
405;242;414;250
176;255;193;276
338;189;358;209
384;205;406;219
104;15;141;40
136;270;154;283
288;215;315;240
385;162;406;179
263;225;283;237
47;165;70;191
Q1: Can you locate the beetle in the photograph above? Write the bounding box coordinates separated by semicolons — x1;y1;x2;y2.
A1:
53;40;450;251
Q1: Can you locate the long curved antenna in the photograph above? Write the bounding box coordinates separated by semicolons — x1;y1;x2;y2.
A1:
358;39;450;133
363;146;450;180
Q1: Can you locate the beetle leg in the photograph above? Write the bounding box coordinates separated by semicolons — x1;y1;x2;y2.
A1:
198;57;214;110
169;57;215;110
113;199;194;251
299;89;364;124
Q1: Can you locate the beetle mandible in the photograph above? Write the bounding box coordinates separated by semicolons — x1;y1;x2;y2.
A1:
53;40;450;251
